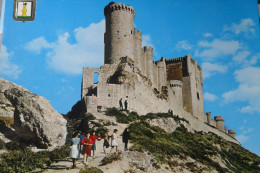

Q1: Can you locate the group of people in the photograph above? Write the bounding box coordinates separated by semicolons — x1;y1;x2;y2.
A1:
119;98;128;110
69;128;130;168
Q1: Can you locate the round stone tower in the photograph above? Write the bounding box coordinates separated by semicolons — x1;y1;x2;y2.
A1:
214;116;225;132
228;130;236;138
104;2;135;64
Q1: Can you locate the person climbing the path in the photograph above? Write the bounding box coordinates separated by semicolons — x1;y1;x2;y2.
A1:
122;128;130;151
119;98;123;110
110;129;119;153
70;132;81;168
82;132;93;165
103;132;110;155
90;131;101;159
78;131;84;159
124;100;128;111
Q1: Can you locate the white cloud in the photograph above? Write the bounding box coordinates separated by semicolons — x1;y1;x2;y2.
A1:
222;67;260;113
204;92;218;102
142;34;157;57
233;51;250;63
195;39;241;60
237;134;249;144
237;124;254;144
223;18;255;35
0;45;22;79
233;51;260;66
203;33;213;38
25;36;53;54
202;62;228;79
175;40;192;50
142;34;154;48
25;20;105;75
235;67;260;86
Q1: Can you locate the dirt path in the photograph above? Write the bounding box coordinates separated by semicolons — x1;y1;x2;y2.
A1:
43;112;130;173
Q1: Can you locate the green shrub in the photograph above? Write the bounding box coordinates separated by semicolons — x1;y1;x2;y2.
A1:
101;152;122;165
105;107;139;124
84;113;96;121
0;149;50;173
128;121;260;172
0;139;5;149
5;142;26;151
79;167;103;173
95;126;109;137
105;107;123;117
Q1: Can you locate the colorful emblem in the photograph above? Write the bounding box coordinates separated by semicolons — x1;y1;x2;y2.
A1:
13;0;36;22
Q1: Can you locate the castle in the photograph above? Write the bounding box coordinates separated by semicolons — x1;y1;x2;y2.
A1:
81;2;237;142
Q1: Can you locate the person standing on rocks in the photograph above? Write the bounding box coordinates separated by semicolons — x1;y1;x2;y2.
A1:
70;132;81;168
122;128;130;151
82;132;93;165
90;131;101;158
110;129;119;153
119;98;123;110
124;100;128;110
103;132;110;155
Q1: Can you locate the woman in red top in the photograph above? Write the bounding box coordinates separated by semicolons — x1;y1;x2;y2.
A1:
81;132;93;165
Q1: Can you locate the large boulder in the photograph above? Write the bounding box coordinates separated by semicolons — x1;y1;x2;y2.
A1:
0;78;67;149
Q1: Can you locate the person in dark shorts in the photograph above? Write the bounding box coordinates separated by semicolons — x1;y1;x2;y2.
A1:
90;131;101;158
103;132;110;155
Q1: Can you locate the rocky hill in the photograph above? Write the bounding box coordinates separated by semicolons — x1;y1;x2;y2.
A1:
0;79;259;173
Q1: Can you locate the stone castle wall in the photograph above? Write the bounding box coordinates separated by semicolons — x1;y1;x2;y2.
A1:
81;2;237;143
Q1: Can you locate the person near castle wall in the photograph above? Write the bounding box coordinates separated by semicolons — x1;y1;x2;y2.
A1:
90;131;101;159
82;132;93;165
70;132;81;168
119;98;123;110
110;129;119;153
122;128;130;151
124;100;128;110
103;132;110;155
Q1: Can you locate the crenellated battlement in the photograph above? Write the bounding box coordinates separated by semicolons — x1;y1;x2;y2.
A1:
134;28;142;40
104;2;135;16
143;46;153;52
165;56;186;64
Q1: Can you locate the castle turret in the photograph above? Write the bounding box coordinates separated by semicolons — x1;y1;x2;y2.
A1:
214;116;225;132
206;112;211;124
104;2;135;64
228;130;236;138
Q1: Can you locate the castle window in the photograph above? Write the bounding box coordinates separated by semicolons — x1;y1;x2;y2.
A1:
108;94;110;97
131;30;132;34
93;72;99;84
197;92;200;100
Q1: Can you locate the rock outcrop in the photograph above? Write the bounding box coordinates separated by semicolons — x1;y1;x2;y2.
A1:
0;78;67;149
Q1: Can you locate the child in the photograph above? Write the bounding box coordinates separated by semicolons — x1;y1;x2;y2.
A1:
90;131;101;158
110;129;118;153
103;132;110;155
81;132;93;165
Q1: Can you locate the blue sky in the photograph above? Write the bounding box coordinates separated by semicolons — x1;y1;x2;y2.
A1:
0;0;259;156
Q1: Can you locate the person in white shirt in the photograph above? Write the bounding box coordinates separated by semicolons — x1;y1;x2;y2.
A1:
110;129;118;152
